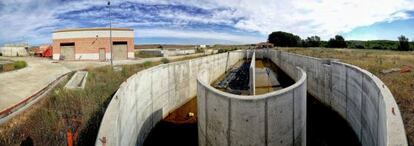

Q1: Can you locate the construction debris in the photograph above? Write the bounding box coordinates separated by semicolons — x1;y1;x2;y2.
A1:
381;65;412;74
381;68;400;74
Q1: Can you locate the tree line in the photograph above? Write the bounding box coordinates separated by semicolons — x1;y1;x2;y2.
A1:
267;31;413;51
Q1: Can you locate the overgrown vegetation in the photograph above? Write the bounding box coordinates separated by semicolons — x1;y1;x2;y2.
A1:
134;51;163;58
13;60;27;69
327;35;347;48
268;31;302;47
280;47;414;144
0;55;204;145
267;31;413;51
0;60;27;72
161;58;170;64
217;48;238;53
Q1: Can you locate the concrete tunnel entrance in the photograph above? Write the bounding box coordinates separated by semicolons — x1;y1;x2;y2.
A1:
143;58;361;146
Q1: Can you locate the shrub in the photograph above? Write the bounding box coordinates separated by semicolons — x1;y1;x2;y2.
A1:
13;60;27;69
218;49;226;53
161;58;170;64
143;61;152;68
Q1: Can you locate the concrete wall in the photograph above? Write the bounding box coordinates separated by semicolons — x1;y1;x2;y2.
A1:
265;49;407;146
0;47;29;56
95;51;245;146
197;58;307;146
138;49;196;57
163;49;196;57
249;51;256;95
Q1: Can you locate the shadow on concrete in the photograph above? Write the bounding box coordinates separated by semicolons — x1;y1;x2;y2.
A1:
143;99;198;146
307;94;361;146
137;109;163;146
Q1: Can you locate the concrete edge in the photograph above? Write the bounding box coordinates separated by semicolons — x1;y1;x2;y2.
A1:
197;66;307;101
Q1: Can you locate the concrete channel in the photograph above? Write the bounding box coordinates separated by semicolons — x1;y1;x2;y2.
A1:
95;49;407;146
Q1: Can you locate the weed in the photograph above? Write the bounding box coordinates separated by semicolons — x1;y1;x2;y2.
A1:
161;58;170;64
13;60;27;69
143;61;152;68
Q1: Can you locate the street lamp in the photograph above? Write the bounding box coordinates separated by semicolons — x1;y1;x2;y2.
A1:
108;1;113;67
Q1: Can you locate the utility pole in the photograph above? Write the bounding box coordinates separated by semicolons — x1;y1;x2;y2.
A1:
108;1;113;67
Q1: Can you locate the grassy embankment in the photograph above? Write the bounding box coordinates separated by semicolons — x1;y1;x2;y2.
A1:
280;47;414;144
0;55;202;146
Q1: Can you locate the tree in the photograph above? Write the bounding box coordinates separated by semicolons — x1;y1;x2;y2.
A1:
398;35;410;51
268;31;301;47
303;36;321;47
327;35;347;48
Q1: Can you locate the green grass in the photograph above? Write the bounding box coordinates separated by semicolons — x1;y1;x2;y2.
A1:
13;60;27;69
135;51;163;58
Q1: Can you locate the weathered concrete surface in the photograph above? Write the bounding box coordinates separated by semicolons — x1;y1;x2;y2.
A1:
95;51;245;146
64;71;88;89
249;51;256;95
197;64;307;146
0;57;71;111
266;49;407;146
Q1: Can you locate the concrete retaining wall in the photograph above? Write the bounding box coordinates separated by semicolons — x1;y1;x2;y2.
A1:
197;55;307;146
95;51;245;146
265;49;407;146
249;51;256;95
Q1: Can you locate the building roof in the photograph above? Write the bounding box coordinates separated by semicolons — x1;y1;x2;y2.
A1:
54;27;133;33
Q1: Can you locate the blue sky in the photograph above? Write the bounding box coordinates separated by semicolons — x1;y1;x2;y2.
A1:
0;0;414;45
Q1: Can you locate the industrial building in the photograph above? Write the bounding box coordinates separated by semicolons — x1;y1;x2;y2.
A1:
0;44;29;57
52;28;134;61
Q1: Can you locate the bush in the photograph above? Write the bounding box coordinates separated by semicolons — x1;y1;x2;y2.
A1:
218;49;226;53
398;35;410;51
327;35;347;48
196;48;205;53
13;60;27;69
143;61;152;68
268;31;302;47
161;58;170;64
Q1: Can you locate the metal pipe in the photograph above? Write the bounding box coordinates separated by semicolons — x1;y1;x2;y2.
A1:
108;1;113;67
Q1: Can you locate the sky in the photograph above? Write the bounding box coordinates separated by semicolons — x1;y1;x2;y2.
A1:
0;0;414;45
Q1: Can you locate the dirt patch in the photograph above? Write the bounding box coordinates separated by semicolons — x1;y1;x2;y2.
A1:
163;98;197;124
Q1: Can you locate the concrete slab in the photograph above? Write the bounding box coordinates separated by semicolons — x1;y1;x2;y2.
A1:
0;57;71;111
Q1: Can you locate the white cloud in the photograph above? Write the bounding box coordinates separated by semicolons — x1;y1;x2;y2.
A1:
136;28;264;44
0;0;414;45
139;0;414;39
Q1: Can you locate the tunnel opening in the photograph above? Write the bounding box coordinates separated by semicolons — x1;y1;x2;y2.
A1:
143;58;360;146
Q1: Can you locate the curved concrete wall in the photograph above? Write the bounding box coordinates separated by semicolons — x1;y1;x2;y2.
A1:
96;51;245;146
265;49;407;146
197;53;307;146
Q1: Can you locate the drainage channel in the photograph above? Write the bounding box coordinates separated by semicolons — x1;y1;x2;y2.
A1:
143;59;360;146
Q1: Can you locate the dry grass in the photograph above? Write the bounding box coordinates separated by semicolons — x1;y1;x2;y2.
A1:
0;56;202;146
280;47;414;145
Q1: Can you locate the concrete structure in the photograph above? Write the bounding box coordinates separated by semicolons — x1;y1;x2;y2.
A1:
96;49;407;146
197;51;307;146
96;51;245;146
249;51;256;95
0;57;71;112
138;49;196;57
52;28;134;61
64;71;88;89
0;44;29;57
265;49;407;146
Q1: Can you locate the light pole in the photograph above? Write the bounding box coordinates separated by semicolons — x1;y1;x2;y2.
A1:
108;1;113;67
